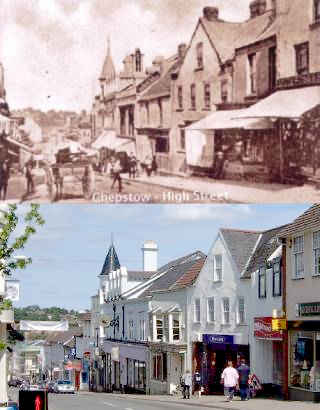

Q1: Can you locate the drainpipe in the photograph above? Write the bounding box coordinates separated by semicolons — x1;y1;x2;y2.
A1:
122;306;125;339
282;242;289;400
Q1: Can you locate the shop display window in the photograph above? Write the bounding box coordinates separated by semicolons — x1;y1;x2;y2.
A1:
290;331;320;391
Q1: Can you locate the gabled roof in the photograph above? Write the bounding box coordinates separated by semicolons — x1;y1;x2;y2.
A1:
45;328;83;345
140;251;206;296
279;204;319;238
140;55;182;101
220;228;261;274
200;11;274;64
243;225;288;278
100;244;120;276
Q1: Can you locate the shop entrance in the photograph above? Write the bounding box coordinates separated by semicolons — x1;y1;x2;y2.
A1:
193;342;250;395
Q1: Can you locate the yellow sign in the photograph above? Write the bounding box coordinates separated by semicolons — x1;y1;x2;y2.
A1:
272;319;287;331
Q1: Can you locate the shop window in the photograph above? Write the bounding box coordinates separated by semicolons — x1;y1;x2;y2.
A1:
196;42;204;69
172;313;180;341
155;137;169;154
194;298;201;322
177;86;183;110
207;297;215;322
156;316;163;341
190;84;196;110
295;42;309;76
314;0;320;22
272;261;282;296
221;80;228;103
152;352;167;381
290;331;320;391
213;254;222;281
139;319;146;341
222;297;230;324
248;53;257;94
129;319;135;339
313;231;320;276
258;267;267;298
237;297;245;324
180;129;186;151
293;235;304;279
204;83;211;109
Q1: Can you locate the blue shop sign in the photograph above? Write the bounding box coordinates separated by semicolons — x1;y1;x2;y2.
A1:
203;334;234;344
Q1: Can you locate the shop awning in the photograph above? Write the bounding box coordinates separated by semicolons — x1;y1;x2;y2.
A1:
115;140;136;156
92;129;117;149
186;109;272;131
235;86;320;120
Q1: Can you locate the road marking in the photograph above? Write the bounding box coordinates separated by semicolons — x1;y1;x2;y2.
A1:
103;402;115;407
125;408;134;410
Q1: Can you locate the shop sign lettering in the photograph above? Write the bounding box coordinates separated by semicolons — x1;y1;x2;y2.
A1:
202;334;234;344
299;302;320;317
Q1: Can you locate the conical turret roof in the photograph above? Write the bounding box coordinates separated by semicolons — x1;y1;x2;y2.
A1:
100;243;120;275
100;38;116;83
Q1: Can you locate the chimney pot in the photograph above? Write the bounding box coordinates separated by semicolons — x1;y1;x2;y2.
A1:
203;7;219;21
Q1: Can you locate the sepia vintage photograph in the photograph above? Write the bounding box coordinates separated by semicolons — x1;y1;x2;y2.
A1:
0;0;319;203
0;0;320;203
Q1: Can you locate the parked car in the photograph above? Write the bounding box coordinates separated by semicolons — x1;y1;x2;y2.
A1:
54;380;75;394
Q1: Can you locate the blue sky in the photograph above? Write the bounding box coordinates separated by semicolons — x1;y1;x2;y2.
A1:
12;204;310;310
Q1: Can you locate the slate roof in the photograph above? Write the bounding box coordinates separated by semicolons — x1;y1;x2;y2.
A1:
78;312;91;321
140;251;206;296
243;225;288;277
100;244;121;276
278;204;320;238
201;11;274;63
140;55;182;101
45;328;83;345
127;270;155;281
220;229;261;274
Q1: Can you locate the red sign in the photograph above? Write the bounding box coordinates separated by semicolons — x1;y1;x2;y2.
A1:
254;317;283;340
64;360;82;371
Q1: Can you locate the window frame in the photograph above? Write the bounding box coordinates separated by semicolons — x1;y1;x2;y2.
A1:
292;235;304;279
314;0;320;22
313;231;320;277
237;296;245;325
194;298;201;323
213;254;223;282
180;128;186;151
221;79;228;103
190;84;196;110
222;297;230;325
152;352;167;381
207;297;215;323
258;267;267;298
155;315;164;341
272;260;282;297
196;42;204;69
204;83;211;110
177;86;183;110
172;313;180;341
295;42;309;76
248;53;257;95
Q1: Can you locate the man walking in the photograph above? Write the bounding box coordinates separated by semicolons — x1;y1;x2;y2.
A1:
221;361;239;402
237;358;251;401
182;370;192;399
110;157;122;193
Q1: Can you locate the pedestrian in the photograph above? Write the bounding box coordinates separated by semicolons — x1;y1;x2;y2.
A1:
82;163;95;200
25;160;35;196
309;360;320;390
182;370;192;399
193;371;202;398
144;155;152;177
52;166;64;201
110;157;122;193
0;160;9;200
129;152;137;179
151;155;158;176
212;151;226;179
220;361;239;402
237;358;251;401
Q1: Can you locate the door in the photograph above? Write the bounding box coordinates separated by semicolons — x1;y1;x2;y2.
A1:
113;361;120;390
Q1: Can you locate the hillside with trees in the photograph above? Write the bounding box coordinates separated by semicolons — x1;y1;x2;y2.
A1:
14;305;80;323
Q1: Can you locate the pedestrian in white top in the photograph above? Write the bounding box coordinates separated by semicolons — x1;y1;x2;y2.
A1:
182;370;192;399
221;361;239;402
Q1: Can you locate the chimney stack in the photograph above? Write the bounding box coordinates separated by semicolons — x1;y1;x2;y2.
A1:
142;240;158;272
203;7;219;21
178;43;187;60
152;56;165;74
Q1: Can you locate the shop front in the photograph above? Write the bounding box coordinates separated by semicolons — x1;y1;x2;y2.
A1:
192;334;249;395
288;302;320;402
253;317;284;395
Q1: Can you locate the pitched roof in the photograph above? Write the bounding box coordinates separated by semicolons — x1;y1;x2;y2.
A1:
127;270;155;281
220;229;261;273
200;11;274;63
45;328;83;344
278;204;320;238
78;312;91;321
140;56;182;101
243;225;288;277
140;251;206;296
100;244;121;276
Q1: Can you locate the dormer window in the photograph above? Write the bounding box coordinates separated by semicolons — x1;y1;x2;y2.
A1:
196;42;204;69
